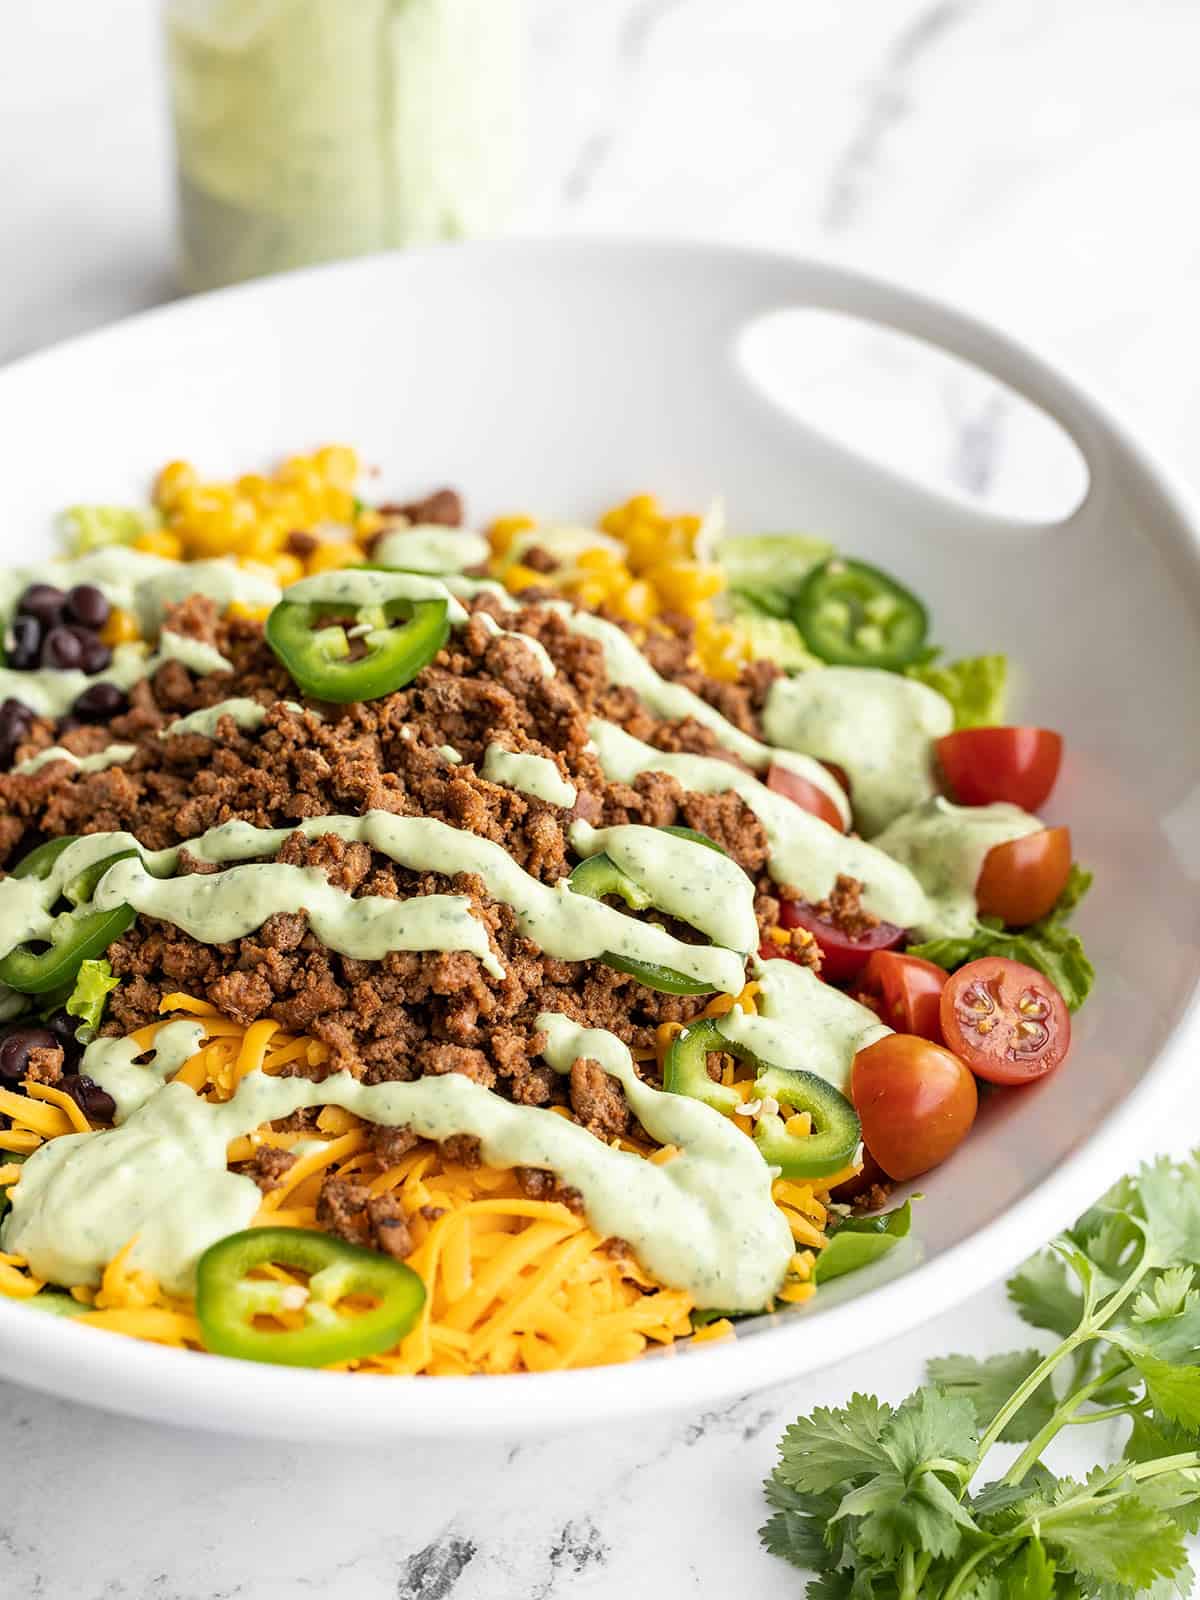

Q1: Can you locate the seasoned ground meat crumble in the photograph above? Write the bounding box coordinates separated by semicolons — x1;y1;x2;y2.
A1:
0;589;854;1161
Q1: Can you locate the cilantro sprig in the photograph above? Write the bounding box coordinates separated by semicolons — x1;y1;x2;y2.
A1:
761;1153;1200;1597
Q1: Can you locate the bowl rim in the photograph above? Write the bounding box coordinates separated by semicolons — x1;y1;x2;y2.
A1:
1;233;1198;1438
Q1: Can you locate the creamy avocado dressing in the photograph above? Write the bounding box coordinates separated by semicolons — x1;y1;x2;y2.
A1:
717;959;889;1094
763;669;953;837
548;603;850;825
588;719;930;931
161;697;309;739
371;525;490;575
11;743;138;778
4;1011;792;1307
872;796;1043;939
570;819;758;955
482;744;577;808
0;813;745;996
87;1020;208;1120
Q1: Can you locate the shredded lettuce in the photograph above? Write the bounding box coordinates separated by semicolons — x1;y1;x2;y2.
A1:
907;865;1094;1010
59;504;159;555
65;958;119;1040
905;654;1007;728
715;534;832;612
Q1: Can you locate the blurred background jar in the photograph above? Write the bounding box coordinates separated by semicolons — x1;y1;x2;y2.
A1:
164;0;523;292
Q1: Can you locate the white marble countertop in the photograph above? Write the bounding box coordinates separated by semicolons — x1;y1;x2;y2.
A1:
3;2;1199;1595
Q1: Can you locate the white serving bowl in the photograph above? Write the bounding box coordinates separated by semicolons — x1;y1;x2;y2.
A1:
0;239;1196;1439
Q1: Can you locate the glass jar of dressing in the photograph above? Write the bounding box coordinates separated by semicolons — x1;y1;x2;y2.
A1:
164;0;522;292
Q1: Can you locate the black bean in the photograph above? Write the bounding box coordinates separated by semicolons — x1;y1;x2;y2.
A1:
63;584;110;630
75;632;112;675
16;584;66;628
0;698;33;763
72;682;127;720
40;626;85;671
60;1074;115;1123
0;1027;58;1083
7;616;41;671
55;716;82;736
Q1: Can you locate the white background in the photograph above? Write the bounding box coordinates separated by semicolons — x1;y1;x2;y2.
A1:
2;2;1197;1595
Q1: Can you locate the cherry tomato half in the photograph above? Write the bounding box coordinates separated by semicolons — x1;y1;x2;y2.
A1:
860;951;948;1042
976;826;1071;926
766;763;845;832
780;899;904;983
937;727;1063;811
850;1033;978;1181
940;956;1070;1084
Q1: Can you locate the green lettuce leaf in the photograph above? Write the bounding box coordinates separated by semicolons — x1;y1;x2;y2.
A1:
715;533;832;600
730;610;825;672
905;654;1008;728
813;1199;913;1283
906;866;1094;1010
64;958;119;1041
59;504;159;555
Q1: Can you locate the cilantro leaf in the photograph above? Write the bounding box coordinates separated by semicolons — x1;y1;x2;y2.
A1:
1122;1354;1200;1431
906;866;1094;1010
833;1462;976;1563
881;1386;978;1473
1029;1472;1188;1590
1135;1154;1200;1268
775;1393;893;1493
960;1540;1058;1600
927;1349;1056;1443
759;1478;836;1571
1008;1248;1085;1337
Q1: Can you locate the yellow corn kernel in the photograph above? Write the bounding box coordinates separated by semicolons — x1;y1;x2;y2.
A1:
575;546;624;573
320;487;355;524
647;561;725;611
306;540;359;575
133;528;184;561
242;524;287;562
153;460;197;511
600;494;657;537
277;456;324;497
355;508;384;539
568;576;609;611
100;607;140;646
269;553;305;587
313;444;359;489
504;563;545;595
614;580;658;624
619;520;665;572
227;601;271;622
488;514;535;555
235;473;272;504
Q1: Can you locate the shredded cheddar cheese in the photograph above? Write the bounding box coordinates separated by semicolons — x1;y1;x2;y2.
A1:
0;994;849;1371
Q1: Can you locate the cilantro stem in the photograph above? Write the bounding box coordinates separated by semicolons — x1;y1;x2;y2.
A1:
898;1546;917;1600
968;1331;1086;1478
941;1450;1200;1600
1001;1357;1132;1486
